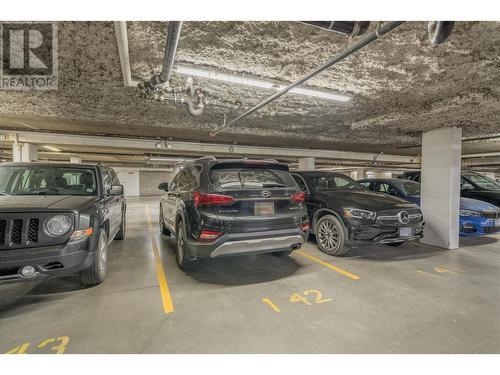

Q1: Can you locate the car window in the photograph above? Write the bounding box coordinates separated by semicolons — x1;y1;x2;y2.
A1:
0;166;98;196
402;181;420;196
309;174;364;192
359;181;371;190
101;170;112;192
292;174;309;193
182;166;201;190
463;173;500;190
170;170;182;191
210;168;295;190
108;169;120;185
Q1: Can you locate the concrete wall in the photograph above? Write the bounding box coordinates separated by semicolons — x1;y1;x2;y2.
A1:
114;168;140;197
114;167;174;197
139;170;171;196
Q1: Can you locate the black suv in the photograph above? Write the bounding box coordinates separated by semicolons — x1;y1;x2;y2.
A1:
399;170;500;207
158;157;309;270
0;163;126;286
291;171;424;256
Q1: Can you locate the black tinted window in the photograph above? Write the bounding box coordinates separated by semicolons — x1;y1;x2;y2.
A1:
309;174;363;192
292;175;309;192
211;168;295;190
101;170;112;192
0;166;97;196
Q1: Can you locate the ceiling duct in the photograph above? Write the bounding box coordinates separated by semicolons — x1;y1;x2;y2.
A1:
301;21;371;37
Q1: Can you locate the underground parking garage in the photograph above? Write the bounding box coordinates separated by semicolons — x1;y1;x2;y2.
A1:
1;8;500;365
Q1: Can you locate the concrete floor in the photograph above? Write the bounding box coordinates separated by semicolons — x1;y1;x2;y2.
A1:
1;196;499;354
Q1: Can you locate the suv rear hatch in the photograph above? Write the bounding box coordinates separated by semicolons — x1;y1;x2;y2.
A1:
206;161;305;233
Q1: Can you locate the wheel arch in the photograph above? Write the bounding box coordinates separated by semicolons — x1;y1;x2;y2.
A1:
312;209;346;234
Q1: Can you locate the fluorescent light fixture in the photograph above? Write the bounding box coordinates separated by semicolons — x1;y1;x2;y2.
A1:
42;145;62;152
174;64;350;102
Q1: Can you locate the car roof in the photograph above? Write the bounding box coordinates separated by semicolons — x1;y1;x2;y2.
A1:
359;178;418;184
292;171;349;177
1;162;102;169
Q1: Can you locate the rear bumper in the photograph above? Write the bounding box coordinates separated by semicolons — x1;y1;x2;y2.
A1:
186;228;308;258
0;237;94;285
460;216;500;236
347;221;425;245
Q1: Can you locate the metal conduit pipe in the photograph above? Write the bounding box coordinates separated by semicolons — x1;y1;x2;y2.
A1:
210;21;405;137
301;21;371;37
144;21;183;90
428;21;454;44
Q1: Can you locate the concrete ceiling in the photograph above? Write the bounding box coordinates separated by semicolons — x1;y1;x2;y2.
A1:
0;21;499;167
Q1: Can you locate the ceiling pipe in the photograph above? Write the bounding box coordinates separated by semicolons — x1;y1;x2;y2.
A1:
210;21;405;137
428;21;454;44
301;21;370;37
142;21;183;91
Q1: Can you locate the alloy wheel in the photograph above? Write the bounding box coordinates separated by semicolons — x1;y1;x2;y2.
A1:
317;219;340;252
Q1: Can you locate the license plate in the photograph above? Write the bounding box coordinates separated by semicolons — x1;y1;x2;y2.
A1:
399;227;413;237
255;202;274;215
496;218;500;227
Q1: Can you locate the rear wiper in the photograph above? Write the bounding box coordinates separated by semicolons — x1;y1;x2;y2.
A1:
262;183;287;188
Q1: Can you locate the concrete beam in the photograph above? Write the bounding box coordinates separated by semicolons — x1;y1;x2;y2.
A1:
70;156;82;163
13;143;38;162
1;131;420;164
298;157;315;171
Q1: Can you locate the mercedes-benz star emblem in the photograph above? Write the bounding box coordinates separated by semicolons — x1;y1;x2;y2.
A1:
398;211;410;224
260;190;271;198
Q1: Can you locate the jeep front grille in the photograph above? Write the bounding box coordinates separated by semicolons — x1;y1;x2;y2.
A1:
0;213;74;251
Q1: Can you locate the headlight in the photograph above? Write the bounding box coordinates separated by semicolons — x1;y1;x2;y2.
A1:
343;208;376;220
46;215;72;236
459;209;481;217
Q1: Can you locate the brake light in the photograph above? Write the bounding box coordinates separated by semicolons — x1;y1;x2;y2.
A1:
291;192;306;203
199;230;224;241
300;222;310;231
192;192;234;208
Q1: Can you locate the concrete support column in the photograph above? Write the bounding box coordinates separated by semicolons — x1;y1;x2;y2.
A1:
13;143;38;162
298;157;315;171
420;127;462;249
354;168;366;180
70;156;82;163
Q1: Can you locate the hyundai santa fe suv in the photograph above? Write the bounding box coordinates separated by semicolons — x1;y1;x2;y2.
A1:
291;171;424;256
158;157;309;270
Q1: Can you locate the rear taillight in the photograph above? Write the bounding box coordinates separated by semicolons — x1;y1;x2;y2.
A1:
291;192;306;203
199;230;224;241
300;222;310;232
192;192;234;208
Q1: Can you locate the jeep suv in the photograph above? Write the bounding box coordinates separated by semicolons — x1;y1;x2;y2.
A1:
158;157;309;270
292;171;424;256
0;163;126;286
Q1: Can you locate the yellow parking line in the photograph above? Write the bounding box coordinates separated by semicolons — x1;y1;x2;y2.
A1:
417;270;441;279
295;250;360;280
145;206;174;314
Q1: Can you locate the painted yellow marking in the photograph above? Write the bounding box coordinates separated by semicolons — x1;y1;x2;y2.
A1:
295;250;360;280
262;298;281;312
417;270;441;279
145;206;174;314
5;342;30;354
290;292;312;305
37;336;70;354
304;289;332;304
443;265;466;273
434;266;457;275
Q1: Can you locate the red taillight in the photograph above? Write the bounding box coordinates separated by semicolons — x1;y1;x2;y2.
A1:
192;192;234;208
300;222;310;232
199;230;224;241
291;192;306;203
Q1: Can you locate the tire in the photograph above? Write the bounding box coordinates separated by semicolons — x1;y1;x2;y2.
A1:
314;215;350;256
159;207;170;236
387;241;407;247
175;221;198;271
79;229;108;286
272;249;293;257
114;209;126;240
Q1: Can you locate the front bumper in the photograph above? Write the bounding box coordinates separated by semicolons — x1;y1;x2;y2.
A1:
347;220;425;245
185;228;308;258
0;237;94;285
460;216;500;236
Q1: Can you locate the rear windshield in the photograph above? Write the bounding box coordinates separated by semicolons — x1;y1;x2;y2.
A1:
402;181;421;196
210;168;296;190
0;166;98;196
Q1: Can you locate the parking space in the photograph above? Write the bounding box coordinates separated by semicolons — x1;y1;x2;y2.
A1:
1;197;498;354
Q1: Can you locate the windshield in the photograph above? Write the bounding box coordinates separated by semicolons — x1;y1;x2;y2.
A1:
210;168;296;190
0;166;98;196
464;173;500;190
309;174;364;192
402;181;421;196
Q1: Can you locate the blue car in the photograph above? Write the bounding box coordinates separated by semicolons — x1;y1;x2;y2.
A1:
359;178;500;236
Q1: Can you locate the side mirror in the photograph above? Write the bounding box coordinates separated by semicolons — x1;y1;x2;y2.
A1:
107;185;124;196
158;182;169;191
